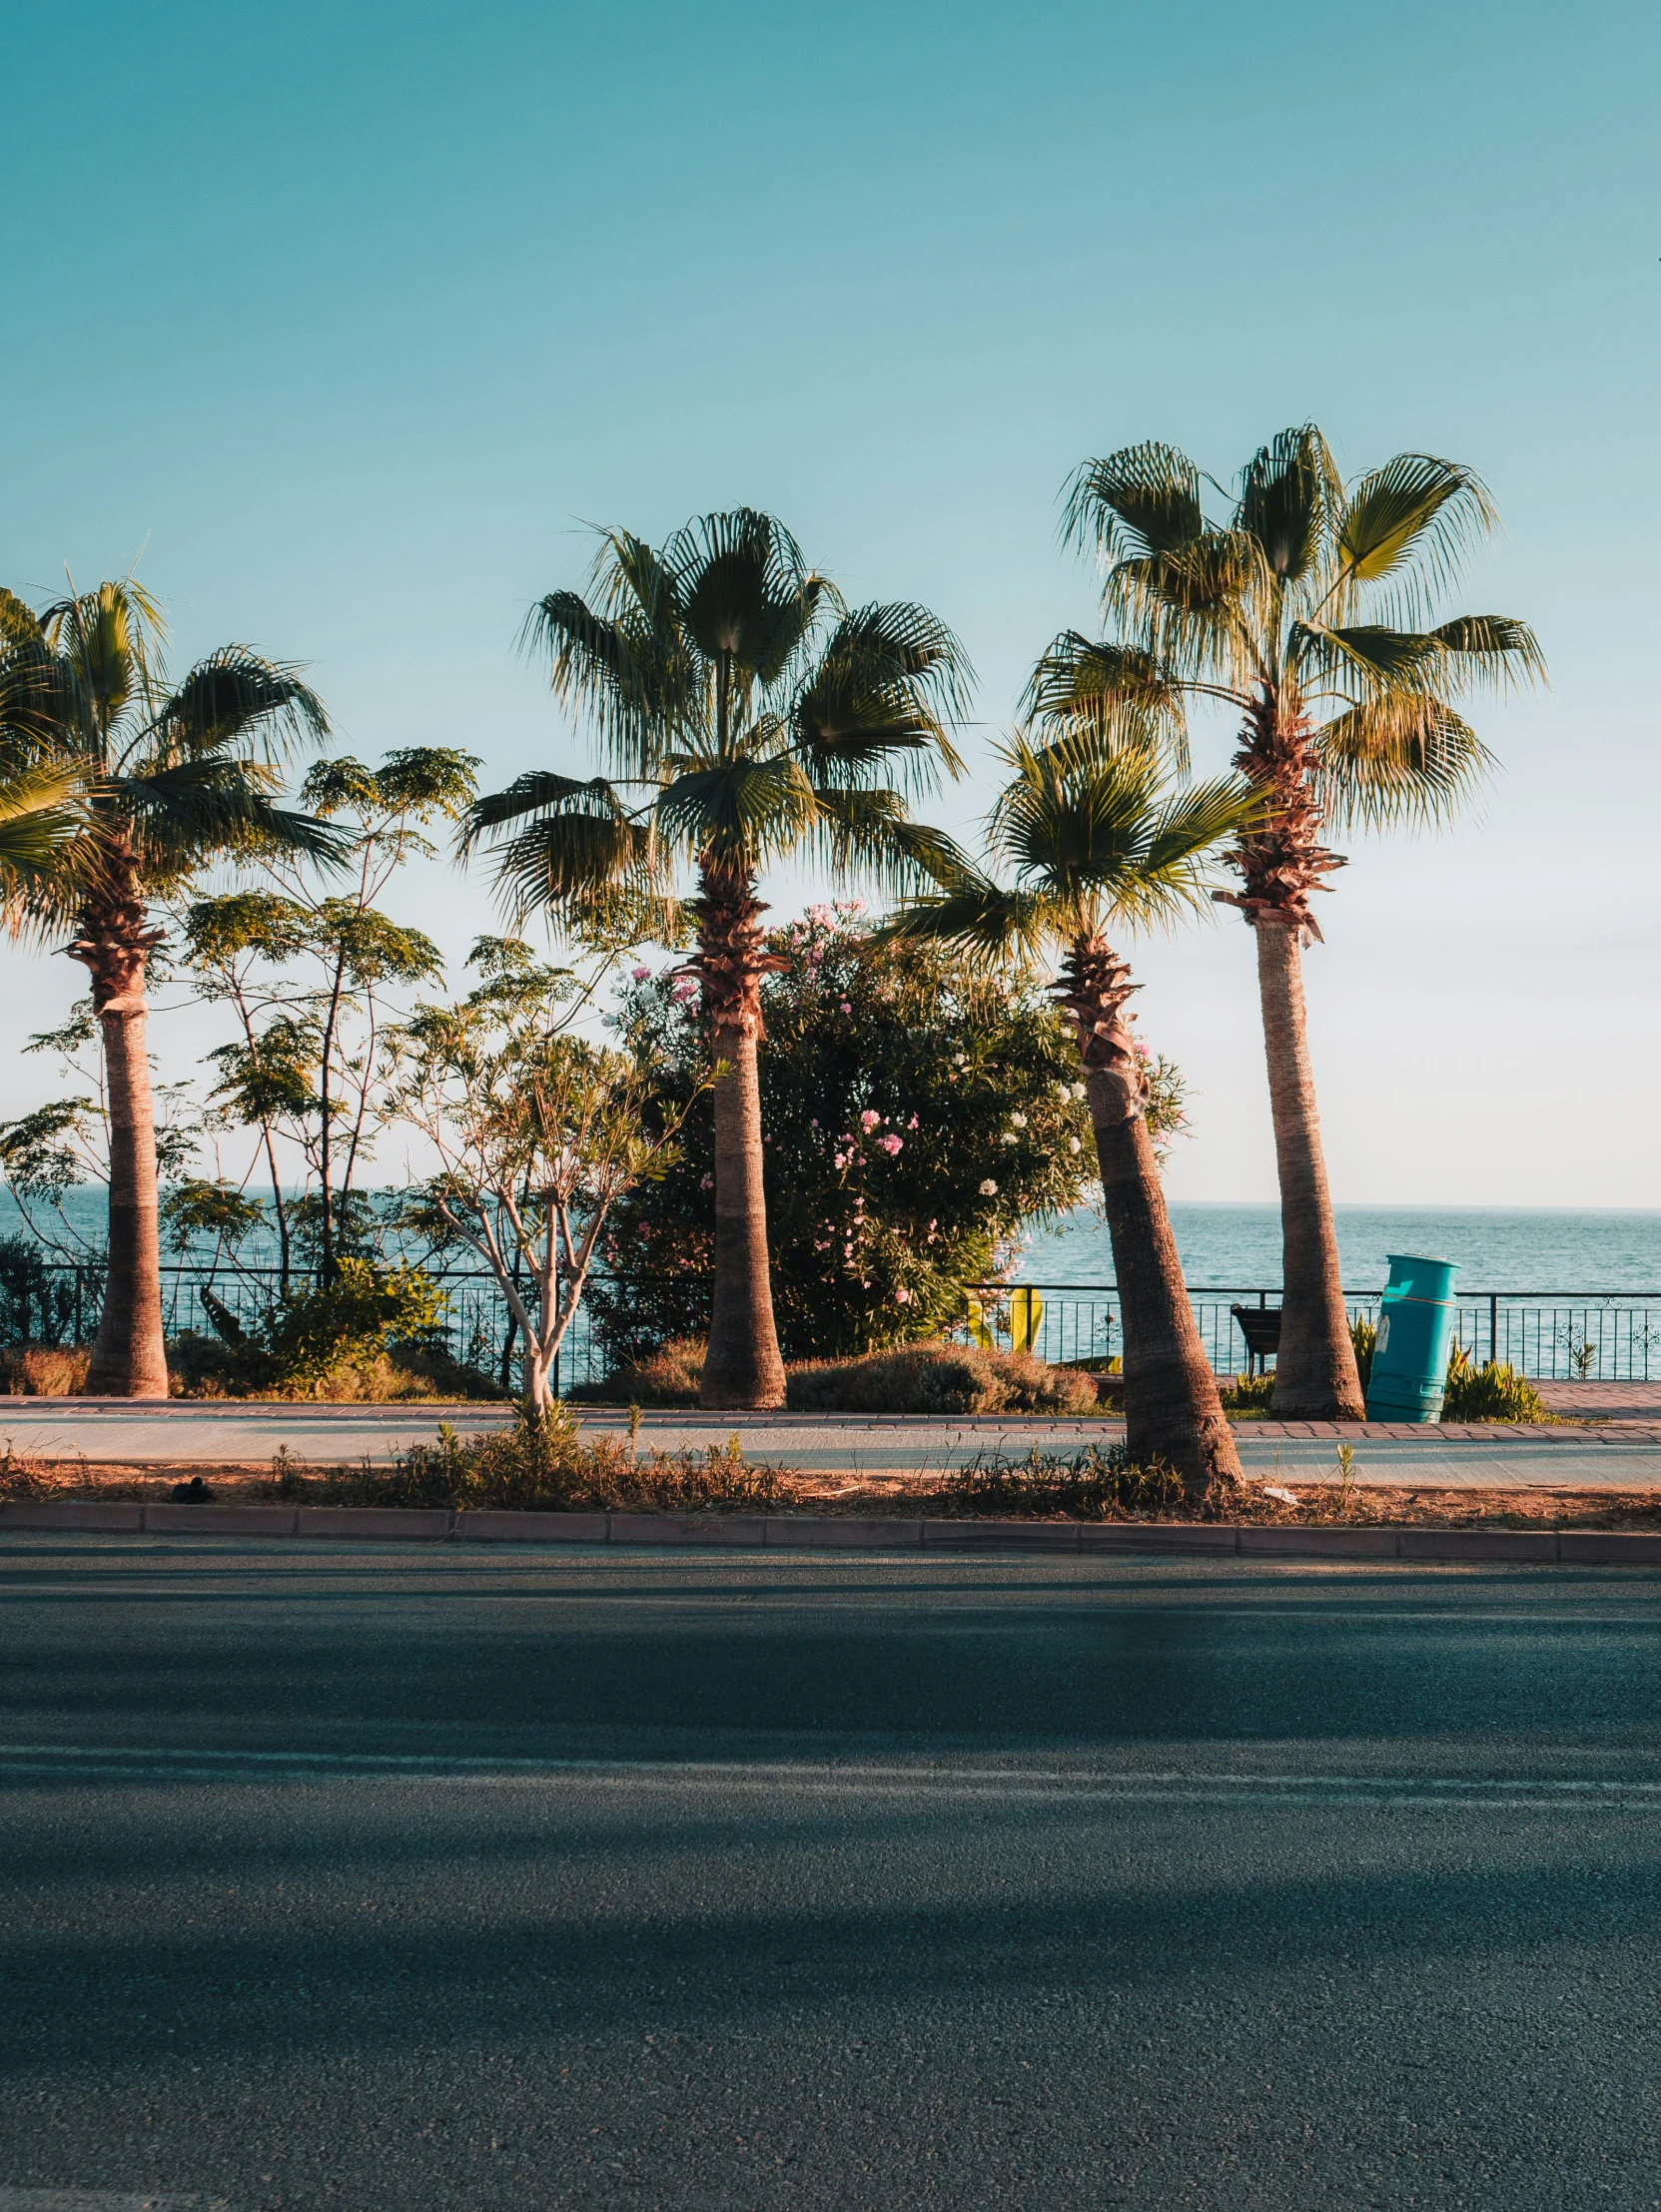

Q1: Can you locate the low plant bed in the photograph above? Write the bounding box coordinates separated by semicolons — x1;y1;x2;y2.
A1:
571;1338;1106;1414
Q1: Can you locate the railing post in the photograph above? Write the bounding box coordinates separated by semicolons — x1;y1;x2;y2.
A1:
1489;1294;1498;1369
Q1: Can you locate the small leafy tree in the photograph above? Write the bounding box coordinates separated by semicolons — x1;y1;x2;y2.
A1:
588;907;1122;1365
177;749;477;1286
393;940;698;1409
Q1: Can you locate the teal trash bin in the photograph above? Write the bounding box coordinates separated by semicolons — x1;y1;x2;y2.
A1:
1365;1253;1462;1423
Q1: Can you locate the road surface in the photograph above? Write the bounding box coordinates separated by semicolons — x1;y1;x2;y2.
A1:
3;1532;1661;2207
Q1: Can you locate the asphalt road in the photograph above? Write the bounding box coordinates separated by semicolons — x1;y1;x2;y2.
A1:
4;1536;1661;2210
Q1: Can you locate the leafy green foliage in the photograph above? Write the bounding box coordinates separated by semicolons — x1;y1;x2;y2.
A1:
587;908;1109;1364
1441;1346;1550;1423
261;1259;445;1387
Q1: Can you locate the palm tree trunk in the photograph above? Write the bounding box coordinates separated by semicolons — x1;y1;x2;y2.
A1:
1253;915;1364;1419
1089;1082;1241;1499
691;862;787;1411
1059;936;1240;1502
702;1028;786;1409
71;873;169;1399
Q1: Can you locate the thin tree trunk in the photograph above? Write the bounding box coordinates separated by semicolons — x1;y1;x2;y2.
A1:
1253;915;1364;1419
701;1028;786;1409
1089;1077;1241;1499
87;1002;168;1397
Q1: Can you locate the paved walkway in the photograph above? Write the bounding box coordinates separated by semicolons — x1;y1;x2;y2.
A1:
5;1392;1661;1489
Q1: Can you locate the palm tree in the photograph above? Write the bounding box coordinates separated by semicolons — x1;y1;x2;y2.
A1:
0;579;340;1396
462;508;970;1411
1050;428;1543;1417
877;728;1256;1500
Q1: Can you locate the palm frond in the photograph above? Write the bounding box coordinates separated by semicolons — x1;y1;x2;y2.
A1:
1290;621;1448;700
872;879;1063;970
664;508;828;691
132;648;330;771
1429;614;1547;692
0;590;44;648
1234;424;1340;586
39;580;166;743
1061;442;1206;564
1021;632;1191;770
523;588;691;775
461;771;634;854
654;755;818;869
1334;455;1497;618
792;600;972;792
112;761;352;875
1312;698;1495;828
475;808;659;926
1104;531;1269;693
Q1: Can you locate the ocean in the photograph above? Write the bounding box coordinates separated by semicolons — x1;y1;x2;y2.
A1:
1024;1204;1661;1293
4;1189;1657;1296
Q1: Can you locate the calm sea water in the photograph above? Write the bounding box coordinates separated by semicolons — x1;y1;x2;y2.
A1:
1024;1204;1661;1292
5;1190;1657;1296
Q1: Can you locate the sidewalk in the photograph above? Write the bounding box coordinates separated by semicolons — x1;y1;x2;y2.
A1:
4;1389;1661;1489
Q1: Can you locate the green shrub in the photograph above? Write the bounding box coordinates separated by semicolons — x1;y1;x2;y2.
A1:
1351;1315;1376;1390
1441;1350;1549;1423
318;1399;783;1513
933;1444;1184;1520
1220;1370;1276;1414
264;1259;445;1387
166;1326;501;1402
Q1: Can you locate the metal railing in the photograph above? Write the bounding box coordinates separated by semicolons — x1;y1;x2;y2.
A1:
5;1262;1661;1388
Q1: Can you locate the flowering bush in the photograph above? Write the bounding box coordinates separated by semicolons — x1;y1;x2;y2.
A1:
588;907;1185;1363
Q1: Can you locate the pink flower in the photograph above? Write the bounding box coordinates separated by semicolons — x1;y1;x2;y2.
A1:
878;1134;902;1155
859;1109;881;1131
699;1172;713;1189
907;1113;918;1129
630;965;651;982
672;981;699;1002
895;1287;911;1304
809;903;836;927
833;1153;846;1169
839;1001;852;1015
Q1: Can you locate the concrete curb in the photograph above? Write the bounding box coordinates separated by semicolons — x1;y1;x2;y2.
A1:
4;1495;1661;1564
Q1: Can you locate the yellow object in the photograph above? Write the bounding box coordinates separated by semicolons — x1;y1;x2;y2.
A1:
1009;1286;1044;1356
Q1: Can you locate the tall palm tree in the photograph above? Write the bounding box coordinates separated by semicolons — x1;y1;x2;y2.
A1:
878;728;1256;1500
463;508;970;1411
0;580;340;1395
1049;428;1544;1417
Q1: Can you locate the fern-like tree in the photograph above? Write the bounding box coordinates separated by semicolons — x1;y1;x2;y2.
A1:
878;728;1256;1499
0;580;339;1395
463;509;970;1410
1049;428;1543;1417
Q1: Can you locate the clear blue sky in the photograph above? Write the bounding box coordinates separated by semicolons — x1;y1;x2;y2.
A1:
4;0;1657;1205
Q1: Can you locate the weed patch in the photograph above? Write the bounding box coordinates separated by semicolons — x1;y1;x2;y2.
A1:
311;1401;783;1513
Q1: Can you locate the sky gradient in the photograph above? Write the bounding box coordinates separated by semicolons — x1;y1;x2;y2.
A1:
3;0;1656;1205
